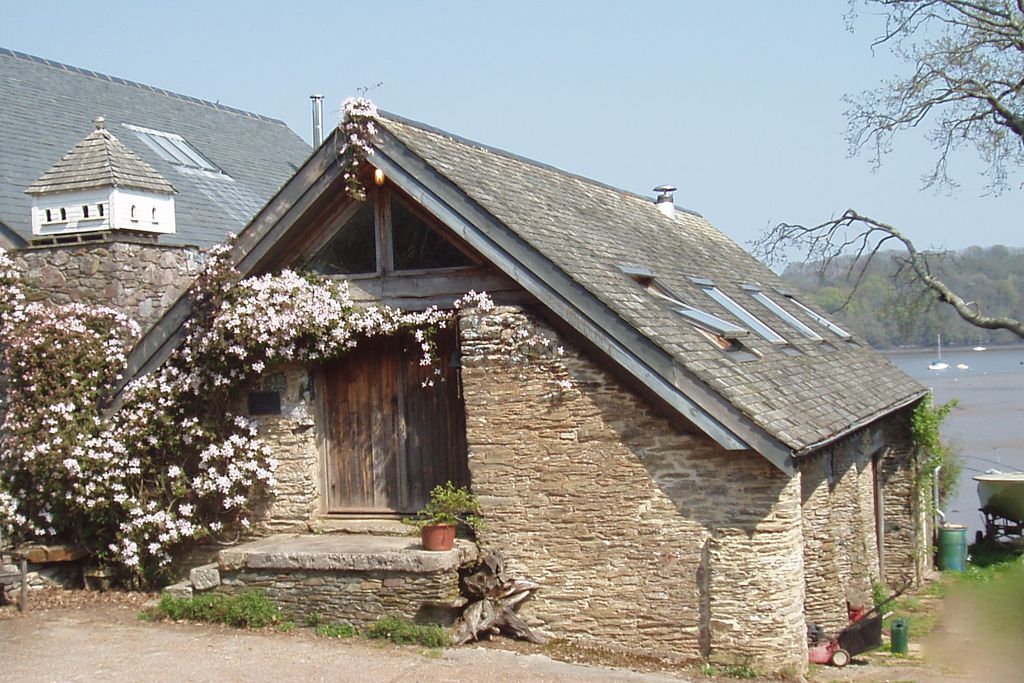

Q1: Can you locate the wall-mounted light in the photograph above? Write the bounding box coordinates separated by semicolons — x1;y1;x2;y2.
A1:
374;168;385;186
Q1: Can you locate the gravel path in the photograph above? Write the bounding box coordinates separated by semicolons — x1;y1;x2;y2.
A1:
0;592;691;683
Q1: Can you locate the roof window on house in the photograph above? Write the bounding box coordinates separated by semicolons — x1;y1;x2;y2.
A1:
620;267;759;360
691;278;791;347
741;284;824;342
124;124;223;174
774;288;853;340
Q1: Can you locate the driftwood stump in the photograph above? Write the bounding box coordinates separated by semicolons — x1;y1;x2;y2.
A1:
452;552;546;645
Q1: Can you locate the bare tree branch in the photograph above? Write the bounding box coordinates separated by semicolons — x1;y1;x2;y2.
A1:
754;209;1024;338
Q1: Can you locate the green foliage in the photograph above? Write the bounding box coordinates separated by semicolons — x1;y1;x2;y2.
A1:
405;481;483;533
781;246;1024;348
316;622;357;638
364;616;449;648
911;393;961;506
303;611;324;627
871;580;890;610
155;589;282;629
699;661;759;679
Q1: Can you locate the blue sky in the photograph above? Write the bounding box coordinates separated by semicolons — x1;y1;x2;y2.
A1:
2;1;1019;255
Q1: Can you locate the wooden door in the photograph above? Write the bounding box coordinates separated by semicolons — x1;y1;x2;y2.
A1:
322;328;467;513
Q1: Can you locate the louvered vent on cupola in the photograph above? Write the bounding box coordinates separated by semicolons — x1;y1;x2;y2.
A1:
25;117;177;240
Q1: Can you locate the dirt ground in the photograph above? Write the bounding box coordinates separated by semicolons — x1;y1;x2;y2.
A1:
0;586;1016;683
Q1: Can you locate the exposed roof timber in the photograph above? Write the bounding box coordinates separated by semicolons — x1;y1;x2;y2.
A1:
370;129;796;473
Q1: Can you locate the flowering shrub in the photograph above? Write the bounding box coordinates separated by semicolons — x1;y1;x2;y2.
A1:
0;245;465;582
336;96;379;201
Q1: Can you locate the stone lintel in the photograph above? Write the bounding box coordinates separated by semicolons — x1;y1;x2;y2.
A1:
218;534;477;573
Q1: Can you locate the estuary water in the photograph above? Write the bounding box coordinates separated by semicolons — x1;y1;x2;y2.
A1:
883;345;1024;537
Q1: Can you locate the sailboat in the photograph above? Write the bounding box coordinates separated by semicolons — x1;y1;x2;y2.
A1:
973;335;987;352
928;334;949;370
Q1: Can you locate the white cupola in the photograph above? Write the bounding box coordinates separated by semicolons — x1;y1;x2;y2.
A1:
25;116;177;239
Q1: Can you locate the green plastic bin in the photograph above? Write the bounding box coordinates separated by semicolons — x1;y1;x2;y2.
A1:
890;618;909;654
936;524;968;572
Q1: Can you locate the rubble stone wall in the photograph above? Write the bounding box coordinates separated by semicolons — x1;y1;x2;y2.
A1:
799;411;922;634
219;568;462;627
877;409;928;588
243;365;322;533
12;240;202;333
458;305;807;674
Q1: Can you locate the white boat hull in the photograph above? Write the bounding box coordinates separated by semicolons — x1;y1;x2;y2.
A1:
975;472;1024;523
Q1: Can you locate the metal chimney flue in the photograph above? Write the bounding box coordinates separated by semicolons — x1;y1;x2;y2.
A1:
653;185;677;218
310;94;325;146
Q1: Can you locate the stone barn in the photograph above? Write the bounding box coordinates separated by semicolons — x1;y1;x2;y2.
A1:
124;111;930;674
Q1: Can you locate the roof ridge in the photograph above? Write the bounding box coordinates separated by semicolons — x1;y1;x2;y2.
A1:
0;47;289;126
377;110;702;218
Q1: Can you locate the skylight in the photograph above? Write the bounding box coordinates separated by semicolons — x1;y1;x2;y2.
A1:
124;124;222;173
691;278;787;344
741;284;824;342
619;266;759;360
635;275;747;337
775;288;852;339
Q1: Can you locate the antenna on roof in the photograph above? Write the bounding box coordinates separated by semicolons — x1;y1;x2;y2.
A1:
653;185;677;219
310;94;324;147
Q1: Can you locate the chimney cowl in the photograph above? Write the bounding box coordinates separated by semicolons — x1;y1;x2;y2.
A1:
653;185;677;218
310;94;325;147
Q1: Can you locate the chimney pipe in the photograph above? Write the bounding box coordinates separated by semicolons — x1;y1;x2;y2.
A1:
653;185;677;218
310;94;324;147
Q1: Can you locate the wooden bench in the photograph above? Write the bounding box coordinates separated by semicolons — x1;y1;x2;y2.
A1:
1;544;88;611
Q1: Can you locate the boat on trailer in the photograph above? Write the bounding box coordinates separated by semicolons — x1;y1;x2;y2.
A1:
975;471;1024;543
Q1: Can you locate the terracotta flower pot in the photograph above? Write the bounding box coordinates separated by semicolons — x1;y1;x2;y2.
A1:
420;523;456;551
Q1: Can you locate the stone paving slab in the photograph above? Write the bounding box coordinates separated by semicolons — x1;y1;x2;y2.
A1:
218;534;477;573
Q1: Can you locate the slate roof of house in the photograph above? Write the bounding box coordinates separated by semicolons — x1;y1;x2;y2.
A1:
26;118;176;195
122;109;926;468
374;114;926;454
0;48;311;248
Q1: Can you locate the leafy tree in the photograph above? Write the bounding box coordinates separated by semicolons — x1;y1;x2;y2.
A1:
756;1;1024;339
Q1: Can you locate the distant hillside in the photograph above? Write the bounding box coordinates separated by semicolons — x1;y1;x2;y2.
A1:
780;245;1024;349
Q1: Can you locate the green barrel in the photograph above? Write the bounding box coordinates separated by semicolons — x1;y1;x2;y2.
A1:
936;524;968;572
890;618;909;654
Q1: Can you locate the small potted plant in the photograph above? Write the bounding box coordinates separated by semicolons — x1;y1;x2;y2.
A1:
408;481;483;551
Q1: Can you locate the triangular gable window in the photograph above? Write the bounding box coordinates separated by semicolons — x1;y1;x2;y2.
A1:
308;200;377;275
308;188;475;275
391;194;473;271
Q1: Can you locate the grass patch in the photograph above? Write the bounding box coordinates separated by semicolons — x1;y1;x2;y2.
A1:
152;589;283;629
316;622;357;638
699;662;759;679
364;615;449;648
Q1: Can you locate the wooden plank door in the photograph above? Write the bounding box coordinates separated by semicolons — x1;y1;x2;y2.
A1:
322;328;467;514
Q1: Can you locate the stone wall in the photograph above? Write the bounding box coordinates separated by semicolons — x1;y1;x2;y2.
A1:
458;306;807;674
799;429;884;634
799;409;925;634
12;240;202;332
877;408;928;588
242;365;322;533
219;568;462;628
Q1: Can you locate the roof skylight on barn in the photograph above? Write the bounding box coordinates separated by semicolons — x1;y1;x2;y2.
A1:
124;124;223;174
741;284;824;342
774;287;853;340
620;266;760;359
691;277;789;345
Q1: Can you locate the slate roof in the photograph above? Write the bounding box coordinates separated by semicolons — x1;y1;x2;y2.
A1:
374;115;926;454
26;119;176;195
0;48;310;247
122;109;926;468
